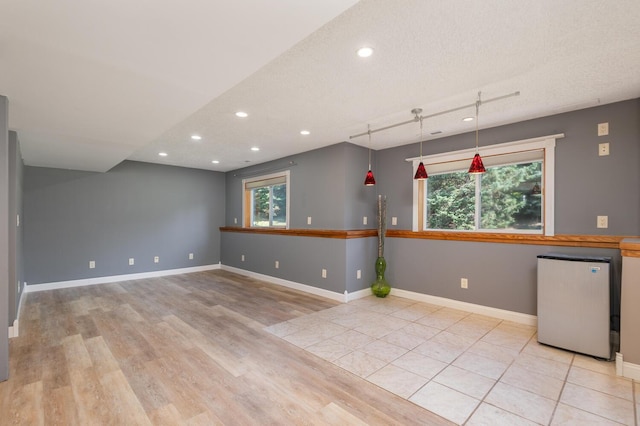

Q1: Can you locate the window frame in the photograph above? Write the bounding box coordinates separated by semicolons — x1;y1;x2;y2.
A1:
408;134;562;236
242;170;290;229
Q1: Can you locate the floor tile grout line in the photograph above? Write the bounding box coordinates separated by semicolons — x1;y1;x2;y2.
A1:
547;346;576;425
271;296;631;425
459;320;519;425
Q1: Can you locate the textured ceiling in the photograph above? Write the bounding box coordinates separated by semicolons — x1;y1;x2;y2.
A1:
3;0;640;173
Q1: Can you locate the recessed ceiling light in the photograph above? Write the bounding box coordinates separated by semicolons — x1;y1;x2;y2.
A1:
191;135;202;140
235;111;248;118
357;46;374;58
462;117;474;122
211;160;220;164
159;152;168;157
251;147;260;152
300;130;310;135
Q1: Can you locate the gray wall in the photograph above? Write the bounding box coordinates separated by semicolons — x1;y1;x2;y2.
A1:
379;99;640;235
222;100;639;306
0;95;9;381
222;142;381;295
8;131;23;325
377;99;639;315
225;142;379;230
23;161;225;285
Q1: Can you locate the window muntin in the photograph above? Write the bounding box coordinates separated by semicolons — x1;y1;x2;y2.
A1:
410;135;559;236
243;171;289;228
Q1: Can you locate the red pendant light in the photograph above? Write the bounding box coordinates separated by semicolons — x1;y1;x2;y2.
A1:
413;109;429;180
364;169;376;186
468;153;486;174
364;125;376;186
468;92;486;175
414;162;428;179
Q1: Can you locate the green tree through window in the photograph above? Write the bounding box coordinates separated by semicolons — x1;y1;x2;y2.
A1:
426;162;542;231
245;172;288;228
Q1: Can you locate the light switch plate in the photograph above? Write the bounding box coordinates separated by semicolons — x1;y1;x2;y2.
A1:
597;215;608;229
597;122;609;136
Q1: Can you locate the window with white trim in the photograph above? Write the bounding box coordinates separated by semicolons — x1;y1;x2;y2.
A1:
243;171;290;228
410;135;561;236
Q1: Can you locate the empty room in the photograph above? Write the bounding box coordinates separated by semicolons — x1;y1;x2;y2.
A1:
1;1;640;425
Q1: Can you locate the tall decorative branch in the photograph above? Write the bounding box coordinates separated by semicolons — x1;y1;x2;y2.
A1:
377;194;386;258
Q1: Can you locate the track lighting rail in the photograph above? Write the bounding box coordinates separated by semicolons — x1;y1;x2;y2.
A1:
349;91;520;140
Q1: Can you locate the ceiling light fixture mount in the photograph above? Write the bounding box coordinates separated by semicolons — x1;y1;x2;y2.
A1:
191;135;202;140
412;108;428;180
300;130;310;135
235;111;248;118
349;91;519;140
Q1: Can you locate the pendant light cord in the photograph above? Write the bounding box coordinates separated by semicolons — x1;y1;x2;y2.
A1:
368;124;372;169
475;91;481;153
419;116;423;159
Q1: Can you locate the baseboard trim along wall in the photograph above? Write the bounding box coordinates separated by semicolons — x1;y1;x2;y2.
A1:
616;352;640;380
220;264;356;303
391;288;538;326
220;265;537;326
8;319;18;339
24;264;222;293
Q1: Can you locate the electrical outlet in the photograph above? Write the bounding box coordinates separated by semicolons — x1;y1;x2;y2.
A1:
89;260;95;269
129;258;135;266
598;142;610;156
189;253;194;260
363;216;368;225
391;217;398;226
307;216;312;225
356;269;362;279
154;256;159;263
461;278;468;289
597;122;609;136
275;260;279;269
597;215;608;229
241;254;245;262
322;269;327;278
234;217;238;224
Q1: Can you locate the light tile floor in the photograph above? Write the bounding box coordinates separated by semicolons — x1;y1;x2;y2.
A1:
266;295;639;425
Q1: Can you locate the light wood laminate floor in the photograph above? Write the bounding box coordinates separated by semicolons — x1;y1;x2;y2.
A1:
0;270;452;425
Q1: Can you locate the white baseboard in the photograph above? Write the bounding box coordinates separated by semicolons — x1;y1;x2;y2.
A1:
8;319;18;339
346;288;372;302
21;263;536;328
391;288;538;326
8;285;26;338
221;265;349;302
24;264;221;293
219;265;536;326
616;352;640;380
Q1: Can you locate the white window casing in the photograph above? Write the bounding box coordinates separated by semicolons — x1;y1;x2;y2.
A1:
407;134;563;236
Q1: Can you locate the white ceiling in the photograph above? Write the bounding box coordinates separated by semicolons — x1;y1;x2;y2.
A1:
2;0;640;173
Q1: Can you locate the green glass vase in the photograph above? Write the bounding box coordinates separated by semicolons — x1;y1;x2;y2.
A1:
371;256;391;298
